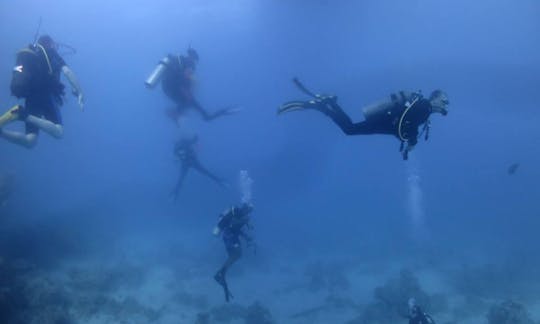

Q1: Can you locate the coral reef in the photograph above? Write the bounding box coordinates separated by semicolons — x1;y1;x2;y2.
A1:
196;301;275;324
486;300;535;324
305;261;350;293
346;269;446;324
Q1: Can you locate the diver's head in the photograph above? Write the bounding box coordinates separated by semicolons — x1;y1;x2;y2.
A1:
240;202;254;214
187;46;199;63
37;35;58;51
429;90;449;116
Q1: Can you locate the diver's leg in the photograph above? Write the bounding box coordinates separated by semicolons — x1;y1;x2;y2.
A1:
322;101;379;135
24;116;63;138
0;128;37;149
191;100;238;121
21;96;64;138
192;160;226;186
191;100;212;121
215;244;241;302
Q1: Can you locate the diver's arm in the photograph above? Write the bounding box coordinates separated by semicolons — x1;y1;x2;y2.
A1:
62;65;85;111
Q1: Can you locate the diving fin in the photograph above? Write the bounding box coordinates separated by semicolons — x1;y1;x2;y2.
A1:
214;271;233;302
277;100;321;115
0;105;23;127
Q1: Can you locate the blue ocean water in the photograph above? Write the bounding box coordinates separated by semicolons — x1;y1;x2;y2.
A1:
0;1;539;323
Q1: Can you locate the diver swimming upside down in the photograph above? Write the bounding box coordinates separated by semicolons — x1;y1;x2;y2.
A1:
145;47;238;125
170;135;227;201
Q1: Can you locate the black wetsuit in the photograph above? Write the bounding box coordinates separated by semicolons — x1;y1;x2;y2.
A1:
320;94;432;146
214;205;253;302
217;206;252;259
24;46;66;134
171;138;224;198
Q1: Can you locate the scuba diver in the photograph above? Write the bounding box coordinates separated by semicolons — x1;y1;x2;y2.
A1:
278;78;449;160
145;47;237;125
0;173;14;207
407;298;436;324
213;202;255;302
170;135;227;200
0;35;85;149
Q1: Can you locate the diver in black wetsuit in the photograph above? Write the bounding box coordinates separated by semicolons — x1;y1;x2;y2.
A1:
170;135;226;200
0;35;85;149
278;79;449;160
213;202;254;302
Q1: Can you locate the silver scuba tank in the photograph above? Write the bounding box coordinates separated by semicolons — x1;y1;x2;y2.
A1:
145;56;170;88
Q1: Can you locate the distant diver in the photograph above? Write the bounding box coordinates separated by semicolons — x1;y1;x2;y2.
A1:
145;46;238;125
408;298;436;324
213;202;255;302
0;35;85;148
278;78;449;160
170;135;226;201
507;163;519;175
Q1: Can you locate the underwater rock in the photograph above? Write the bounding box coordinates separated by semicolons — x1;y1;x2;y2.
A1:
67;263;146;293
195;312;210;324
173;291;209;309
200;301;275;323
209;303;247;322
305;261;350;293
346;269;444;324
486;300;534;324
450;262;540;299
245;301;275;324
291;294;360;319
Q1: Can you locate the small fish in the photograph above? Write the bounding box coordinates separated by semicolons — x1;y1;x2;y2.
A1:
507;163;520;175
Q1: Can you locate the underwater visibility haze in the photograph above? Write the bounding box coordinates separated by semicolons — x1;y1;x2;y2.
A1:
0;0;539;323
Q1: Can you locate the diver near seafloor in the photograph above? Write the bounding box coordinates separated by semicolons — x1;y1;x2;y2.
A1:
278;78;449;160
407;298;436;324
170;135;227;201
145;46;238;125
0;35;85;149
213;202;255;302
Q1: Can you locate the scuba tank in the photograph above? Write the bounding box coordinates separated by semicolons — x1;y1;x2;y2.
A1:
362;100;394;120
145;56;170;88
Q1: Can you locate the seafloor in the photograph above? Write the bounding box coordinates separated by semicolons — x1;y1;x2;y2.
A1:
2;214;540;324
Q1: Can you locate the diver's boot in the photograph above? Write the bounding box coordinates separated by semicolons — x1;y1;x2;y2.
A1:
0;105;26;127
0;105;22;127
